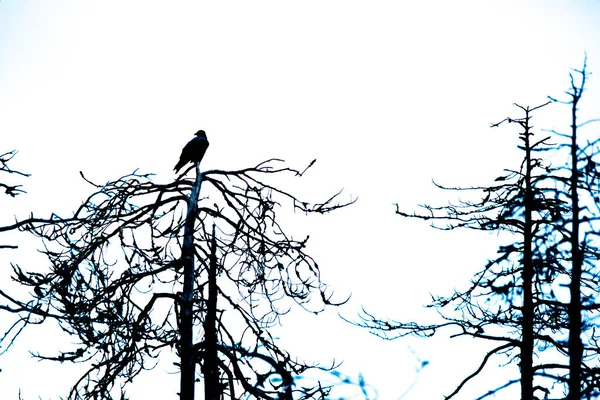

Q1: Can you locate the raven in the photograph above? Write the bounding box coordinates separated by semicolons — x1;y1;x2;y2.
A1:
174;130;209;174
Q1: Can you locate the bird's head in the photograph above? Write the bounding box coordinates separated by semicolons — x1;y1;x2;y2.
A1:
195;130;207;138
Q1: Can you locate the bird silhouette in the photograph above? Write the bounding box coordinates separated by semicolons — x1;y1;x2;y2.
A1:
174;130;209;174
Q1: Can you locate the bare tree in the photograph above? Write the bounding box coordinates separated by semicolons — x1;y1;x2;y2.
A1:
355;101;573;399
0;157;353;399
355;59;600;400
543;57;600;399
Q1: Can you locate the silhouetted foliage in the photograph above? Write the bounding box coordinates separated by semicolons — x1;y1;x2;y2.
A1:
0;158;354;400
0;150;29;250
0;150;28;199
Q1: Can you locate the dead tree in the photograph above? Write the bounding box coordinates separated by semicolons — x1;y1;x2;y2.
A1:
355;102;570;399
0;158;353;400
543;58;600;399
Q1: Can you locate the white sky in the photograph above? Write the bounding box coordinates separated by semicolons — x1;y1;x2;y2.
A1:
1;1;600;399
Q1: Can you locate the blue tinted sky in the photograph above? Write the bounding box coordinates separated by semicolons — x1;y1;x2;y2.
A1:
1;1;600;399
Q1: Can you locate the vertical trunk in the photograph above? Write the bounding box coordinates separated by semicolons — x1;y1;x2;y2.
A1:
521;113;534;400
203;224;220;399
568;91;582;400
180;165;204;400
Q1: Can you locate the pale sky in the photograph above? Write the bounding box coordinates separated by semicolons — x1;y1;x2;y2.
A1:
1;1;600;399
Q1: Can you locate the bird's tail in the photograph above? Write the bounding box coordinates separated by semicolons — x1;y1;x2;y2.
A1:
174;161;186;173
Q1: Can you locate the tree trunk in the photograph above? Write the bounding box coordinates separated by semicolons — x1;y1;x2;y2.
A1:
521;114;534;400
180;164;204;400
568;92;582;400
203;223;220;399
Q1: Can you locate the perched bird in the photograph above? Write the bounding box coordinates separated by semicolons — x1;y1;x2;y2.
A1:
174;130;209;173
